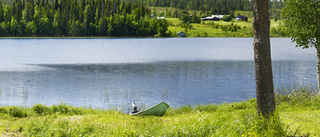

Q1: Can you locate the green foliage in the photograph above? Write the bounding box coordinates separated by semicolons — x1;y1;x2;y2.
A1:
32;104;50;115
282;0;320;48
271;26;287;37
0;107;6;113
0;0;169;37
50;103;83;115
275;84;320;111
156;19;169;36
122;0;284;15
222;15;232;22
2;86;320;136
194;104;218;112
4;102;291;136
169;105;193;114
191;12;201;23
168;17;285;37
180;12;191;23
6;106;28;118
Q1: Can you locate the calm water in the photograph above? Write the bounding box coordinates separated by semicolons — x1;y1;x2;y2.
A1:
0;38;317;112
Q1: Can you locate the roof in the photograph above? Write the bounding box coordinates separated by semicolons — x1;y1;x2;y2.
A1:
178;31;185;34
201;15;225;20
177;31;186;37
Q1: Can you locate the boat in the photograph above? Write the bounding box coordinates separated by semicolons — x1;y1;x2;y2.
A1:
129;102;172;116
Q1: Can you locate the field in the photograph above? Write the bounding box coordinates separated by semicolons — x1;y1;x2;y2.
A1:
166;18;285;37
0;85;319;136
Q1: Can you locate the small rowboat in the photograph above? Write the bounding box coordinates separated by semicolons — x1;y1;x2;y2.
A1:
129;102;172;116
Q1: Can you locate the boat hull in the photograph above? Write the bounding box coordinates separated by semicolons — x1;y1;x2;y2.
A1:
129;102;170;116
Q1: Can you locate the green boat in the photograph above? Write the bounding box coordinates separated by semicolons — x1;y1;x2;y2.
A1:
129;102;172;116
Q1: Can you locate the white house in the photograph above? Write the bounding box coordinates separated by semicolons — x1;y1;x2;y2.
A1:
157;17;165;19
201;15;225;21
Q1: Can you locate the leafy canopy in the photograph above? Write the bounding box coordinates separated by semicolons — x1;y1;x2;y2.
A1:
282;0;320;49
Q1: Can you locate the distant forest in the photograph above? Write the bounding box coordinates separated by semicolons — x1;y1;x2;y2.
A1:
123;0;285;18
0;0;285;37
0;0;169;37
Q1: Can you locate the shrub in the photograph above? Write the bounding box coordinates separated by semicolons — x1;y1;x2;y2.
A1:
6;106;28;118
0;107;5;113
32;104;50;115
222;15;232;22
50;103;83;115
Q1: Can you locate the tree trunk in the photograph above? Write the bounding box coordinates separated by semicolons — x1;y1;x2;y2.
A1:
317;45;320;90
252;0;275;116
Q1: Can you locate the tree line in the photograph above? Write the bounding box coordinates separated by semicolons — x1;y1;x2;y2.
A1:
124;0;285;16
0;0;169;37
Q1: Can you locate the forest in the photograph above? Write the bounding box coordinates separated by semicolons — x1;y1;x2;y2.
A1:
125;0;284;19
0;0;285;37
0;0;169;37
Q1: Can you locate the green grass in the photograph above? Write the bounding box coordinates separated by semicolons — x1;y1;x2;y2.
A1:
234;11;254;18
167;17;285;37
1;85;319;136
0;17;284;38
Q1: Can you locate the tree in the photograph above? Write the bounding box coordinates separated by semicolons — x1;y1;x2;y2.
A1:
0;22;8;36
26;21;37;36
70;20;83;36
180;11;191;23
252;0;275;116
99;17;107;36
222;15;232;22
282;0;320;89
10;17;19;36
0;0;156;37
38;17;52;36
157;19;168;36
83;5;92;35
191;11;200;23
0;0;3;23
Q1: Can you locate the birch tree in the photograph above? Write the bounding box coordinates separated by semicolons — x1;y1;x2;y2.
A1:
282;0;320;89
253;0;275;116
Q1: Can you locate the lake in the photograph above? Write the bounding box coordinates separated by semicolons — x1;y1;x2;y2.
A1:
0;38;317;112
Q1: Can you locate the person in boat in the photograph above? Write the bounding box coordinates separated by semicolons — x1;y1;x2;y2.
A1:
132;103;139;113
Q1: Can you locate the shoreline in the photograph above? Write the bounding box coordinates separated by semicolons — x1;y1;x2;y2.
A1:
1;90;319;136
0;36;287;39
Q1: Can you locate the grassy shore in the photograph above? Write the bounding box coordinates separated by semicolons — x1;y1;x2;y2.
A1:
166;18;285;37
0;85;319;136
0;17;284;38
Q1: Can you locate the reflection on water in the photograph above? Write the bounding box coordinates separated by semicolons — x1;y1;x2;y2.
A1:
0;61;317;112
0;38;317;112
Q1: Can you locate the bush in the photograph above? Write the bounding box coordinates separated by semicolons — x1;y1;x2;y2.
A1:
51;103;83;115
6;106;28;118
180;13;191;23
222;15;232;22
0;107;5;113
32;104;50;115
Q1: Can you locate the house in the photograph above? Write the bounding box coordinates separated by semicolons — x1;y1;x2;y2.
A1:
201;15;225;21
177;31;186;37
157;17;165;19
235;16;248;21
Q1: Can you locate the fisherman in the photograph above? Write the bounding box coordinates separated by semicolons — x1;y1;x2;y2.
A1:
132;103;138;113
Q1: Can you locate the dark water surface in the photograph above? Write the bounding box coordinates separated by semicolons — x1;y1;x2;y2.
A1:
0;38;317;111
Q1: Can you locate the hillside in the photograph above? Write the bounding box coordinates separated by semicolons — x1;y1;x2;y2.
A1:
0;0;169;37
